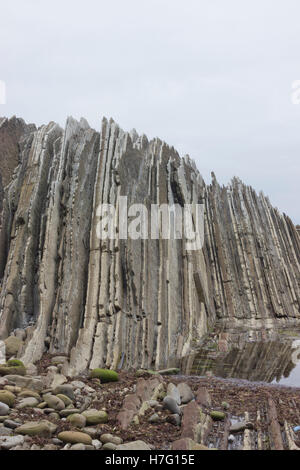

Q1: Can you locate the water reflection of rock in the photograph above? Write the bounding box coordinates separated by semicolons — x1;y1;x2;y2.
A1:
182;339;298;383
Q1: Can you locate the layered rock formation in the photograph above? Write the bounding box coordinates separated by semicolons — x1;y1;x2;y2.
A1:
0;116;299;375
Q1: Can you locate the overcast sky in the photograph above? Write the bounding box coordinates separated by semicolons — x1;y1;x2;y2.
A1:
1;0;299;222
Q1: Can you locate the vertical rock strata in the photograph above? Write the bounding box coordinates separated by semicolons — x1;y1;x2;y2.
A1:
0;116;299;374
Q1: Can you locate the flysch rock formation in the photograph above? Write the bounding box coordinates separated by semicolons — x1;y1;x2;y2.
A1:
0;116;299;375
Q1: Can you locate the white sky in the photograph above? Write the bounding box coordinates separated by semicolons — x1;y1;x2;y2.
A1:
1;0;299;222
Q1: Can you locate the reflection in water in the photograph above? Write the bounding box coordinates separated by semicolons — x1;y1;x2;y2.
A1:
181;331;300;387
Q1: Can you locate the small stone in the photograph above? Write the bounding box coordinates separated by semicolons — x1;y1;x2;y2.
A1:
177;383;194;404
92;439;102;449
0;402;10;416
3;419;20;429
51;373;67;389
62;443;72;450
100;434;123;445
167;383;181;405
82;409;108;425
48;412;60;420
0;390;16;407
229;421;254;433
53;438;63;445
4;385;21;393
222;401;230;410
67;413;86;428
102;442;117;450
210;411;225;421
148;400;159;408
37;402;47;409
163;396;181;415
59;408;79;417
148;413;160;423
0;435;24;449
16;420;57;437
56;394;73;406
18;390;41;400
57;431;92;445
82;427;99;438
53;384;75;401
70;381;85;389
43;444;58;450
70;443;86;450
83;385;96;394
16;397;39;409
43;394;65;411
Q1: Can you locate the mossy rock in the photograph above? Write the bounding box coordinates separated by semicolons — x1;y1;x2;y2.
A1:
90;368;119;383
0;364;26;376
0;390;16;407
210;411;225;421
7;359;25;367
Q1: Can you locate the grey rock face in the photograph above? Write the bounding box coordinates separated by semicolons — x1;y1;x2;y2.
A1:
0;116;299;374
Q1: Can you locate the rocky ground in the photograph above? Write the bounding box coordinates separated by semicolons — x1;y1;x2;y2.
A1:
0;354;300;451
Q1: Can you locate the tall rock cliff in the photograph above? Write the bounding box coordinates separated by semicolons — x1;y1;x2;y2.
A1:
0;116;299;375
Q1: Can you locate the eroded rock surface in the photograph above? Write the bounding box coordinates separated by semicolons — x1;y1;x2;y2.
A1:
0;116;299;375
